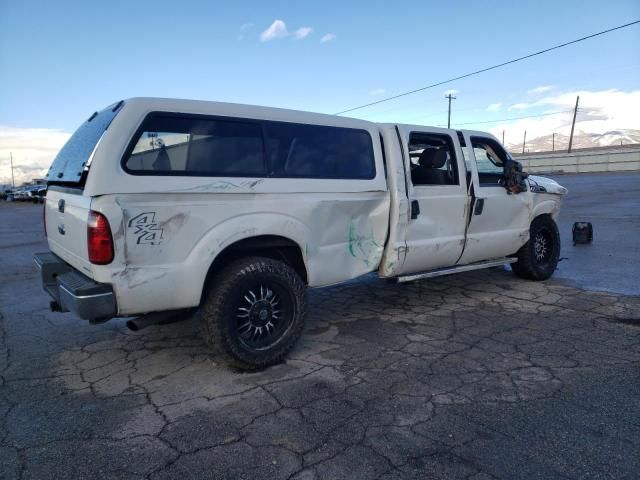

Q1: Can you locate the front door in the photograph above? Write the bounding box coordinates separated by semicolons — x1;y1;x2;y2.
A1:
457;131;532;264
395;126;470;275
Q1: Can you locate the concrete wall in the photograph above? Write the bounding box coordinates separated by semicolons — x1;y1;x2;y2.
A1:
514;147;640;174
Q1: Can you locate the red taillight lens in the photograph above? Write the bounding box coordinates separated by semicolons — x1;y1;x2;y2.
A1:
87;210;114;265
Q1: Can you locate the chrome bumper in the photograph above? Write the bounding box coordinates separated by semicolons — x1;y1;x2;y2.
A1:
34;252;116;322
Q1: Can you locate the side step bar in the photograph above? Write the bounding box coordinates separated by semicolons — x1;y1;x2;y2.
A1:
395;257;517;284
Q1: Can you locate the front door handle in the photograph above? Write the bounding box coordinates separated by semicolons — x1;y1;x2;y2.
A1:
474;198;485;215
411;200;420;220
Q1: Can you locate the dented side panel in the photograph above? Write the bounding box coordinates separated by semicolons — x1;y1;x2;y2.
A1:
378;125;411;277
90;191;389;315
457;187;533;264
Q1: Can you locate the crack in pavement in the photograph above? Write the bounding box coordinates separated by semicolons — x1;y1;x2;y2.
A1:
1;204;639;479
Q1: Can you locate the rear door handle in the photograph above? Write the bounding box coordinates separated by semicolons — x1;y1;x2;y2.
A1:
474;198;485;215
411;200;420;219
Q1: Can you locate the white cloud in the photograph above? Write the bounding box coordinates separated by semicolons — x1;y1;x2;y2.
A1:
294;27;313;40
509;103;532;110
528;85;555;95
320;33;336;43
489;89;640;143
369;88;386;96
0;126;70;186
238;23;254;40
444;89;458;96
486;102;502;112
260;20;288;42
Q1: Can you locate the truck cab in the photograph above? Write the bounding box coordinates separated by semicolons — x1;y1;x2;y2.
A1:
35;98;567;368
378;124;566;281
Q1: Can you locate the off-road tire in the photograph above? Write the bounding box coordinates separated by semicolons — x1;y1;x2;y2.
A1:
199;257;306;369
511;215;561;281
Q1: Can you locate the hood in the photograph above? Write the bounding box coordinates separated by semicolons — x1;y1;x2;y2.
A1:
527;175;568;195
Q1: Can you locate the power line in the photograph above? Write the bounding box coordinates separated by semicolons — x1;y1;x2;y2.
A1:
335;20;640;115
446;109;574;127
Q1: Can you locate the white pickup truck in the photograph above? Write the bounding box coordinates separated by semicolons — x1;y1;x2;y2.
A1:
35;98;567;367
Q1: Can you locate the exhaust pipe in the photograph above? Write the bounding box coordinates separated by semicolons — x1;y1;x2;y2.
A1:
126;309;193;331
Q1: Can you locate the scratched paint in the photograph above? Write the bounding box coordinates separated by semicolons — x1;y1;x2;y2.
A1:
348;219;383;268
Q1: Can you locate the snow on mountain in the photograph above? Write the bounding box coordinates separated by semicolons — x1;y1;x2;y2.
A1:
507;129;640;153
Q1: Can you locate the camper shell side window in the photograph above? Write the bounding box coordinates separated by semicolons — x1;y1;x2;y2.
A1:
122;113;376;180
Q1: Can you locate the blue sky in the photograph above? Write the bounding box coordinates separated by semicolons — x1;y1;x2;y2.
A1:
0;0;639;182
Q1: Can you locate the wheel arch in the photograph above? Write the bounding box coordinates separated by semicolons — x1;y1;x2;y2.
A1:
532;197;561;220
200;234;308;304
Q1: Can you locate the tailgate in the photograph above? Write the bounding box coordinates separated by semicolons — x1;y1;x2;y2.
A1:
45;188;94;277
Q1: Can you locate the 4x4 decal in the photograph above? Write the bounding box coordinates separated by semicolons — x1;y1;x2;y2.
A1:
128;212;164;245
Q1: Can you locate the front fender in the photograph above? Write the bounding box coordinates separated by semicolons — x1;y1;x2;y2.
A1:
532;197;562;220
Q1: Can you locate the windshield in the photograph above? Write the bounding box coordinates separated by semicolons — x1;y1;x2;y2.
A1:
46;102;123;184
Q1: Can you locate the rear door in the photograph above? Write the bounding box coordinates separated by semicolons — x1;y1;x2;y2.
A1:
393;125;470;275
44;103;123;276
457;131;532;264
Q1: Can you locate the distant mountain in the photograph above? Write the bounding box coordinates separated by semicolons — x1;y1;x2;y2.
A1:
507;129;640;153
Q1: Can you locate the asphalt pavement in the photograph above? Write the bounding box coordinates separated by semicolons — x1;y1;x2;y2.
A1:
1;173;639;479
551;172;640;296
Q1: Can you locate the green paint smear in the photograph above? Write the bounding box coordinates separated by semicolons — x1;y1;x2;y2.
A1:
348;220;382;268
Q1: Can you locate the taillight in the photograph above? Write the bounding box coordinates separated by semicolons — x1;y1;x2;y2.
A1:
87;210;114;265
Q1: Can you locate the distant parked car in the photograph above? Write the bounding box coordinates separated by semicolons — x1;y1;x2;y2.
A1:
8;186;45;202
29;186;47;203
12;189;28;201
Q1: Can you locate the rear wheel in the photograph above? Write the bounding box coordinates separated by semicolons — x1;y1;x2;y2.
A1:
199;257;306;369
511;215;560;281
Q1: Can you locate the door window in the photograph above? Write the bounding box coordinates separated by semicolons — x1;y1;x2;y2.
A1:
408;133;459;186
470;137;509;186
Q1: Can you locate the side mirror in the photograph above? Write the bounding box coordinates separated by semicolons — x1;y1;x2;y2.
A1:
503;159;528;194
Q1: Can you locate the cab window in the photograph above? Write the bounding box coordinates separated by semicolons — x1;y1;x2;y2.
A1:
408;133;459;186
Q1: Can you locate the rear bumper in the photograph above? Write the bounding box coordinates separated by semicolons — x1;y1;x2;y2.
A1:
34;252;116;321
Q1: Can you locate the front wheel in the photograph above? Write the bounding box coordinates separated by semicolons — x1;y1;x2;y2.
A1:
198;257;307;369
511;216;561;281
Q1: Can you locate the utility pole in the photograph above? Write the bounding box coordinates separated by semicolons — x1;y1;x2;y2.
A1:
502;130;505;145
552;133;555;152
445;93;456;128
567;95;580;153
10;152;15;188
522;130;527;154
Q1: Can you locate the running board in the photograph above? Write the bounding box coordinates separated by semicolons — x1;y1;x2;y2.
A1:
395;258;517;283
